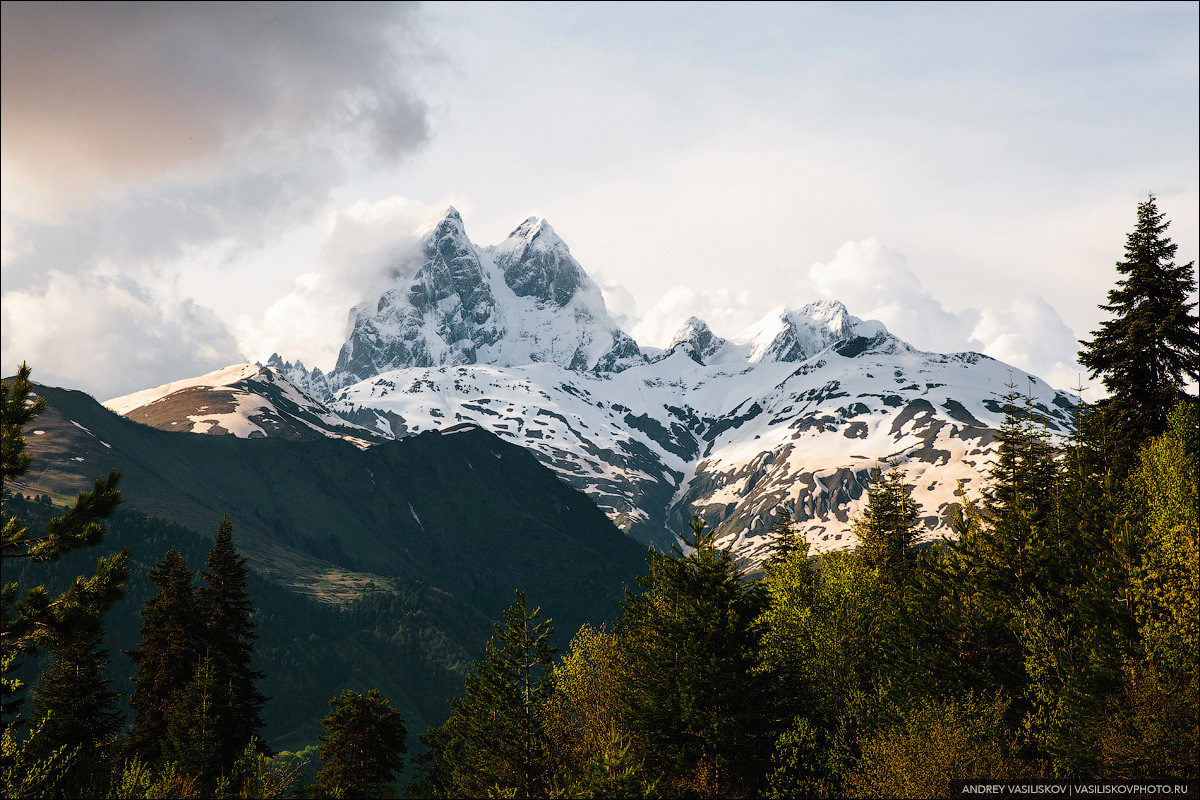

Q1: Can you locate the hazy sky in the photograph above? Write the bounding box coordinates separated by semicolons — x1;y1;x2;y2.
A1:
3;1;1197;400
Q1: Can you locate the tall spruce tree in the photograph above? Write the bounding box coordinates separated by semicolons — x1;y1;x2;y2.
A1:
852;463;921;587
23;612;122;797
317;689;407;799
419;591;556;798
1078;193;1199;461
198;517;267;763
126;547;202;763
2;364;126;747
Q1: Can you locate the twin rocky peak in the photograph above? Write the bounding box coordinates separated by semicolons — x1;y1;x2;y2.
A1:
274;207;886;402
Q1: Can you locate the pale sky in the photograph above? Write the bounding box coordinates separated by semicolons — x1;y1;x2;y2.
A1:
2;1;1197;400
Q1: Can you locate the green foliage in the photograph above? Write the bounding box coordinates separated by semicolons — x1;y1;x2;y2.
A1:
760;549;887;796
851;463;921;587
1132;400;1199;676
0;716;79;799
23;613;122;796
846;694;1030;798
415;591;555;798
2;364;127;747
543;623;624;780
1078;194;1200;463
613;515;770;797
764;717;823;799
317;689;407;799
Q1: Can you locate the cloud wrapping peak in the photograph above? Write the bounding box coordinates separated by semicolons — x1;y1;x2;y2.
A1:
807;238;979;353
235;195;460;370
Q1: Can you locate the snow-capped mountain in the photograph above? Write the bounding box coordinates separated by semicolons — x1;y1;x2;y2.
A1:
326;306;1074;555
104;364;386;447
106;207;1077;564
318;208;641;397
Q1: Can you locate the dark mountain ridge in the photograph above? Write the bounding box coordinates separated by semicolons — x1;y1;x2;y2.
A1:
16;380;648;635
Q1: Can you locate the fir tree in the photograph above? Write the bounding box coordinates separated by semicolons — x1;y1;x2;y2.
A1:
2;364;126;745
614;515;771;797
23;612;122;797
198;516;267;763
419;591;556;798
164;653;227;789
126;547;202;763
852;462;921;587
317;689;407;799
765;501;808;572
1078;193;1200;461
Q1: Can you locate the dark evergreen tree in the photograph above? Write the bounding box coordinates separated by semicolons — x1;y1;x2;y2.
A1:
316;688;407;799
23;612;122;797
614;515;771;797
164;653;227;790
126;547;202;763
417;591;556;798
1078;193;1200;462
198;516;267;763
2;364;126;747
765;501;807;572
852;463;921;587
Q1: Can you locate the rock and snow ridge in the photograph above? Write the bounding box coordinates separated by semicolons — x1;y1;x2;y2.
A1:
108;207;1078;564
104;364;384;448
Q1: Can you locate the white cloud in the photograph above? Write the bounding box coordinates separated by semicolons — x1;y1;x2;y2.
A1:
235;195;458;369
592;274;639;334
806;238;978;353
2;272;241;399
631;286;760;349
968;295;1090;397
803;237;1088;393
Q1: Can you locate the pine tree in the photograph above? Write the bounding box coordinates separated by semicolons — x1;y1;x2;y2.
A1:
613;515;771;797
2;364;126;746
23;612;122;796
198;516;267;763
420;591;556;798
316;689;407;799
765;501;808;572
852;463;921;587
1078;193;1200;462
126;548;202;763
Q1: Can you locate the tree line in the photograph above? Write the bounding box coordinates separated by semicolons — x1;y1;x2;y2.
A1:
2;193;1196;797
408;194;1197;797
2;367;407;798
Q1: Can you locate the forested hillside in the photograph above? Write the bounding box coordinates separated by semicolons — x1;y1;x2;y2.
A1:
2;195;1196;797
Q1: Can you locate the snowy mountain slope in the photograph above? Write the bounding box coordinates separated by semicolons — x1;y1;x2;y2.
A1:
104;364;386;447
327;302;1075;556
105;207;1078;566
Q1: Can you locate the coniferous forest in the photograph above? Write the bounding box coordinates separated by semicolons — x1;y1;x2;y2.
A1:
2;195;1197;797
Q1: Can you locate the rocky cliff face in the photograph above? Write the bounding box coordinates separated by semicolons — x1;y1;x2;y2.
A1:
323;208;642;395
